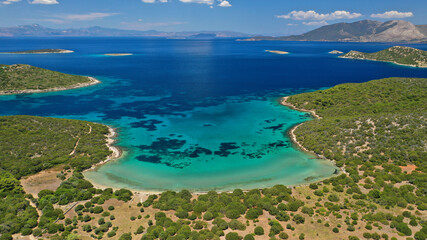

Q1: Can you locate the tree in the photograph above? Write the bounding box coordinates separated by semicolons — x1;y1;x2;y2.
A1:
226;232;242;240
254;226;264;235
203;211;214;221
243;234;254;240
279;232;289;239
119;233;132;240
415;231;427;240
396;222;412;236
246;208;262;220
293;214;305;224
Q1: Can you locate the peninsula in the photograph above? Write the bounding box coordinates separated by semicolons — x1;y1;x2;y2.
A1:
3;49;74;54
0;64;100;95
340;46;427;68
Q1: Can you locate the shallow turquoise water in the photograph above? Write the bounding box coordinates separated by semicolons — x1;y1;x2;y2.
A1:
84;99;337;191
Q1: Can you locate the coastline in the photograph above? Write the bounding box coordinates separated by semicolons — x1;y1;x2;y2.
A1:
339;56;427;68
89;126;123;170
265;50;289;55
1;50;74;54
0;76;100;96
280;96;346;174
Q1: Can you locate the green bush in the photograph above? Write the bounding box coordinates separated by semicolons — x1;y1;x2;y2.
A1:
118;233;132;240
243;234;255;240
254;226;264;235
226;232;242;240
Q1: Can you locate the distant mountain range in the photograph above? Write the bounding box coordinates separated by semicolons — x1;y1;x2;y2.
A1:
0;24;254;39
243;20;427;43
2;20;427;42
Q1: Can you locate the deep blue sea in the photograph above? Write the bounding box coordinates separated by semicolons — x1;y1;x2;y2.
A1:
1;38;426;191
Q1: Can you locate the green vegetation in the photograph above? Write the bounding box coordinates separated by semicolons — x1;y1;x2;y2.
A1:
0;171;38;237
287;77;426;168
0;115;112;178
0;64;94;94
0;115;135;239
4;49;73;54
340;46;427;67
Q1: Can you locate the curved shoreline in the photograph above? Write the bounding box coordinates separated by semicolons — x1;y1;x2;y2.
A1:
339;56;427;68
84;100;340;195
0;76;100;96
88;126;123;170
280;96;346;174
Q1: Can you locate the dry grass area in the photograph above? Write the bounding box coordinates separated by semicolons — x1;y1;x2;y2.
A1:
399;164;417;174
20;165;65;197
39;184;424;240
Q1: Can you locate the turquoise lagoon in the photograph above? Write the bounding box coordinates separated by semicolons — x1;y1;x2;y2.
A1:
84;99;337;191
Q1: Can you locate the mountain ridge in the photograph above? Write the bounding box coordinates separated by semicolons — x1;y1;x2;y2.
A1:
243;20;427;43
0;24;254;38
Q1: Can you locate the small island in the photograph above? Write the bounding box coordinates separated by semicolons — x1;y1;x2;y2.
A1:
329;50;343;54
0;64;100;95
3;49;74;54
104;53;133;56
340;46;427;68
265;50;289;55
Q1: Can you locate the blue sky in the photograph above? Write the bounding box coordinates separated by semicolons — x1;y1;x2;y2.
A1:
0;0;426;35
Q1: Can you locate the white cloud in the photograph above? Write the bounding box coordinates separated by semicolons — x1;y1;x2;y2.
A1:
287;23;298;26
1;0;21;5
31;0;58;4
277;10;362;21
218;0;231;7
121;21;187;30
141;0;168;3
140;0;231;7
371;11;413;19
21;18;65;24
303;20;328;26
61;12;118;21
179;0;214;4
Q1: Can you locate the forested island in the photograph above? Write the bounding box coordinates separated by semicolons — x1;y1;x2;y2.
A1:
0;64;99;95
340;46;427;68
1;78;426;240
3;49;74;54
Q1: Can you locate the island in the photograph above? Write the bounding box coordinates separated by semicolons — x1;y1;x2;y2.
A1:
329;50;343;54
0;64;100;95
265;50;289;55
340;46;427;68
3;49;74;54
103;53;133;56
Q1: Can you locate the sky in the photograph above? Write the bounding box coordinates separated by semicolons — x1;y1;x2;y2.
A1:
0;0;426;35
